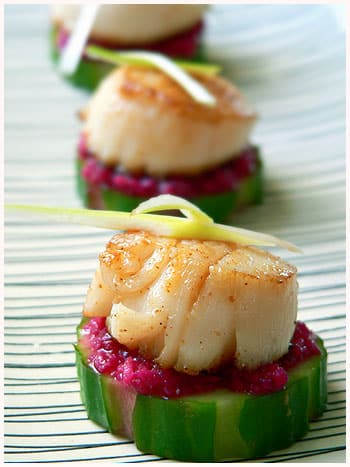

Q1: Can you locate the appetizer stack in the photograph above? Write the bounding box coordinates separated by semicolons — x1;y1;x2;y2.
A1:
44;6;328;460
74;196;327;461
77;63;262;222
50;4;207;90
50;4;263;221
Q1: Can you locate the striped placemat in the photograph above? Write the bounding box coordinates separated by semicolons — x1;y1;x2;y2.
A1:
4;4;345;463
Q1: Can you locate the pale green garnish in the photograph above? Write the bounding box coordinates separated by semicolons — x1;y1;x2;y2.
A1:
86;45;221;76
86;46;217;107
134;195;213;224
5;195;301;253
59;5;99;76
172;60;221;76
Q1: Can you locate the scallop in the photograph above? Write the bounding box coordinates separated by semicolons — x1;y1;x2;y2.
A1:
81;66;257;176
51;4;207;44
83;231;297;373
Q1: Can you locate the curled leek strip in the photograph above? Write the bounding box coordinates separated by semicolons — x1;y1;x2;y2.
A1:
5;196;301;253
86;45;221;76
86;46;217;107
133;194;214;224
59;5;99;76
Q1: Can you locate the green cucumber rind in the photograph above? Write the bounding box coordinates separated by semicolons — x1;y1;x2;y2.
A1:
49;27;114;91
75;330;327;461
75;153;263;223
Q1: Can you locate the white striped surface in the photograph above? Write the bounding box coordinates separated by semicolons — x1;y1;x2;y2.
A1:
4;4;346;463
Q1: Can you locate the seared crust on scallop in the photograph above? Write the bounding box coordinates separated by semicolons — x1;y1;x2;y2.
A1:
83;231;297;373
52;4;206;44
118;67;255;122
82;66;257;176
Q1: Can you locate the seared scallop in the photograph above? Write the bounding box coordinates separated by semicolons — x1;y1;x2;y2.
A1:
83;231;297;373
81;66;257;176
51;4;207;44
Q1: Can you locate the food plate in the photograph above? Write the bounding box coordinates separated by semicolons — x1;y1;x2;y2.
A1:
4;4;345;463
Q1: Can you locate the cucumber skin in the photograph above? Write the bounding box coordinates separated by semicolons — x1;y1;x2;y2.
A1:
75;335;327;461
76;155;263;224
49;27;115;91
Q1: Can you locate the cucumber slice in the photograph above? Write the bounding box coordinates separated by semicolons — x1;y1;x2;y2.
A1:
75;155;263;223
49;27;113;91
75;329;327;461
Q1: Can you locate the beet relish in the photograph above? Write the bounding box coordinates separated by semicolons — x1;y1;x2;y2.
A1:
80;318;320;399
78;133;259;198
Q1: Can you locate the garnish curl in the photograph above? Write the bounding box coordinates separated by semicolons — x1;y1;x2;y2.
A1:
86;45;221;76
59;5;99;76
5;195;301;253
86;46;217;107
134;195;213;224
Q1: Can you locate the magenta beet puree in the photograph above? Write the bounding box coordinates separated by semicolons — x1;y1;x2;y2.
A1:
57;21;203;59
80;318;320;399
78;133;259;198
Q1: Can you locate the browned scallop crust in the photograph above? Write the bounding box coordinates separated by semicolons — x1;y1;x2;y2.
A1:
100;231;295;283
119;66;257;123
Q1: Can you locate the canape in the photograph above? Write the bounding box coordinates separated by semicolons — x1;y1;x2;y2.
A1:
50;4;207;90
77;62;262;222
74;196;327;462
